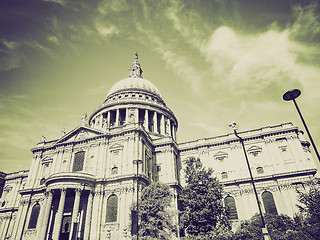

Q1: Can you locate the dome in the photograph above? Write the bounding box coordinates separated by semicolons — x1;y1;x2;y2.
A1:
107;77;162;98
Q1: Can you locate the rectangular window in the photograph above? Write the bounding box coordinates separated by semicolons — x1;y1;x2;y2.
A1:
73;151;85;172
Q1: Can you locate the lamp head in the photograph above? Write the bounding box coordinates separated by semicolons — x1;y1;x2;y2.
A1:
283;89;301;101
228;121;239;130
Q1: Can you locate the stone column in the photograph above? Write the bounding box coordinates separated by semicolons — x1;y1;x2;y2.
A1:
125;108;129;124
135;108;139;124
165;118;170;135
99;115;103;129
39;190;54;240
160;115;165;135
115;109;120;127
107;111;110;129
172;124;176;141
69;188;82;240
83;191;94;240
153;111;158;133
143;109;148;130
52;188;67;240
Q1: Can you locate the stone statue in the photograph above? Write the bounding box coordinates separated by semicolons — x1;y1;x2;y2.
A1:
82;113;87;125
41;136;46;142
102;118;108;129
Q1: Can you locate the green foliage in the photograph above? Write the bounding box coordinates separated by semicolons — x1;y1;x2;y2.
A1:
135;182;175;240
232;186;320;240
234;213;307;240
295;187;320;239
179;157;231;237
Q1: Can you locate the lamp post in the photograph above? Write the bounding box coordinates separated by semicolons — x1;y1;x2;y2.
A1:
283;89;320;163
132;159;142;240
229;122;271;240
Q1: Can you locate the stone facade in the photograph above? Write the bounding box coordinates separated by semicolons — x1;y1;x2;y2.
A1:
0;54;318;239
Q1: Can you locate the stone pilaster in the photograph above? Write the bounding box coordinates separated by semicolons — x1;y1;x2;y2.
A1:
89;189;102;240
52;188;66;240
36;196;47;240
39;190;54;240
69;188;82;240
13;196;31;240
84;191;94;240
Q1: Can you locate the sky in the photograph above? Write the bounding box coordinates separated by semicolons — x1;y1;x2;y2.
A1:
1;0;320;173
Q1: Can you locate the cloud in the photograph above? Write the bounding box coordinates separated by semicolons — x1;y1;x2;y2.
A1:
98;0;129;16
0;40;23;71
201;26;320;97
95;23;119;37
161;51;203;93
290;2;320;43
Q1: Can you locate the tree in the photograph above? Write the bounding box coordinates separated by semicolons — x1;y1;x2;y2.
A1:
133;182;176;240
295;186;320;239
234;213;307;240
179;157;231;238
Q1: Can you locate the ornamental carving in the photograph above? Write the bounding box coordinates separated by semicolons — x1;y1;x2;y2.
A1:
20;197;30;205
102;223;120;232
24;229;37;236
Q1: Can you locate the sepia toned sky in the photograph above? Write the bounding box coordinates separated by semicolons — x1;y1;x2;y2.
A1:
1;0;320;172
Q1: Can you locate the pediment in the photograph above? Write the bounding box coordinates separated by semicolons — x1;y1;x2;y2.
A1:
109;143;124;151
54;126;104;145
247;145;262;156
213;151;228;161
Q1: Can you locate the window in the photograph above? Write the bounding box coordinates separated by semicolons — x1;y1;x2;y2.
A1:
40;178;46;185
224;196;238;220
262;191;278;215
61;216;72;233
106;195;118;222
257;167;264;174
111;167;118;175
73;151;85;172
221;172;228;179
28;204;40;229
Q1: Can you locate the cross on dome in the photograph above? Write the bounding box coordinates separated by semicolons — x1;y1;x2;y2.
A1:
129;52;143;78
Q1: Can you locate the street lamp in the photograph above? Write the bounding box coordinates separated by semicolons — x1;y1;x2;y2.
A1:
229;122;271;240
283;89;320;163
132;159;143;240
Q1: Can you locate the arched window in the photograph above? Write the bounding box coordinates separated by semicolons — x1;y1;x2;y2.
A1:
221;172;228;179
28;203;40;229
111;167;118;175
106;195;118;222
257;167;264;174
262;191;278;215
73;151;85;172
224;196;238;220
40;178;46;185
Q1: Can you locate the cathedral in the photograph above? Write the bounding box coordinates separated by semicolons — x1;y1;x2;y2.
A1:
0;54;318;240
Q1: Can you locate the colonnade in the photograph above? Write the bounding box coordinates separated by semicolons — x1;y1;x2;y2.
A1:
39;187;94;240
91;108;177;140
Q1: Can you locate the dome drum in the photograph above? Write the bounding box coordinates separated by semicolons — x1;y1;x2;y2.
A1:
89;106;177;140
